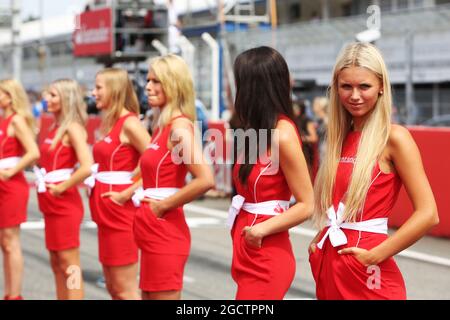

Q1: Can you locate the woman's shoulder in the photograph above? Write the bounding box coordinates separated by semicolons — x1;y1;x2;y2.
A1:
10;113;28;129
388;124;412;146
66;121;87;135
276;117;300;144
122;113;141;127
387;124;416;159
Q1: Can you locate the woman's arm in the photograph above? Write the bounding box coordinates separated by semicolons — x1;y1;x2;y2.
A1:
46;122;93;196
102;169;143;205
143;117;215;217
339;125;439;265
122;115;151;154
243;119;315;248
101;115;150;203
0;115;39;181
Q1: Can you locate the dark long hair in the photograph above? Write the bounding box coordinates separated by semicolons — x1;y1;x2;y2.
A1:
233;46;294;184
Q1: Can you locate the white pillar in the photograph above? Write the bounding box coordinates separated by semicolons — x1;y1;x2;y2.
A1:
179;35;195;74
151;39;168;56
201;32;220;121
11;0;21;80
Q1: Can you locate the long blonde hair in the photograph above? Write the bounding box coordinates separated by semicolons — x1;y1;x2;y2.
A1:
50;79;88;149
0;79;35;132
96;68;140;134
149;54;196;129
313;42;393;226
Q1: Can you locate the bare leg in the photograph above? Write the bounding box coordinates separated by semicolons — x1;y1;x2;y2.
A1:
49;248;84;300
102;263;140;300
0;227;23;299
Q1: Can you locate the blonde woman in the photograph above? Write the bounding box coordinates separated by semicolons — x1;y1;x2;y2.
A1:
117;54;214;300
308;42;439;299
36;79;93;299
89;68;150;300
0;79;40;300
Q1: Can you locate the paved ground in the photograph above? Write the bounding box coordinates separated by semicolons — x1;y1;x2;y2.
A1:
1;185;450;300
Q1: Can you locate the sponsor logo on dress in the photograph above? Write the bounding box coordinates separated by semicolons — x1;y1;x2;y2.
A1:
274;203;286;214
340;156;356;164
44;138;53;144
148;143;160;150
104;136;112;144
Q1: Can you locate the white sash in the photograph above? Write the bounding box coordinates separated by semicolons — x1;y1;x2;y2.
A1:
316;202;388;249
84;163;134;192
132;187;180;207
33;166;74;193
0;156;21;169
227;194;290;229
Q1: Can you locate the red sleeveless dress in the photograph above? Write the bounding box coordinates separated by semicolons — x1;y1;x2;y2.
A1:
37;125;84;251
309;131;407;299
89;113;140;266
133;116;191;292
0;114;28;228
231;116;299;300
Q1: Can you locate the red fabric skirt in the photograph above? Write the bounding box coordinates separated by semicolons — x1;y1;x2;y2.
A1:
231;211;296;300
0;173;28;228
89;182;138;266
37;185;83;251
309;228;407;300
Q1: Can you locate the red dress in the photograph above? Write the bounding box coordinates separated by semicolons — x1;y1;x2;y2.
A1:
89;114;140;266
231;116;299;300
309;131;407;300
133;116;191;292
0;114;28;228
37;125;84;251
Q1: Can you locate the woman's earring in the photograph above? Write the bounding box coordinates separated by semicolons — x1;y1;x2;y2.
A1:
379;91;383;95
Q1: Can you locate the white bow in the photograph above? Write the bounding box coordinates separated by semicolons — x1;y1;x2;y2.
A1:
84;163;99;193
227;195;245;229
317;202;348;249
33;166;47;193
132;187;145;207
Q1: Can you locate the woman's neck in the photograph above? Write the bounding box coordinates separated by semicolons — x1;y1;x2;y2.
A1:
3;107;14;118
54;112;63;124
352;117;366;132
120;109;131;117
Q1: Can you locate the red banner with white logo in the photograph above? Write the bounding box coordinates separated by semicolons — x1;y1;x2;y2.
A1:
73;8;113;57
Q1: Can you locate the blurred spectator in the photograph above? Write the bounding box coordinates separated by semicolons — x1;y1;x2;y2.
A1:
195;98;209;142
312;96;329;160
294;99;318;173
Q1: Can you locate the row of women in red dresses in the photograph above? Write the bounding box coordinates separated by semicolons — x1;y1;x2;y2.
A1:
2;44;438;300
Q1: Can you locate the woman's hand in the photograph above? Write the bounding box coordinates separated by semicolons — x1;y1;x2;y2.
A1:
101;191;128;206
46;183;66;197
141;198;168;218
241;224;265;249
0;169;15;181
338;247;379;267
308;241;317;255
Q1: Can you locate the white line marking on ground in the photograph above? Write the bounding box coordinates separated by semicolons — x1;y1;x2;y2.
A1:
183;276;196;284
184;204;450;268
21;217;221;231
21;220;98;230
